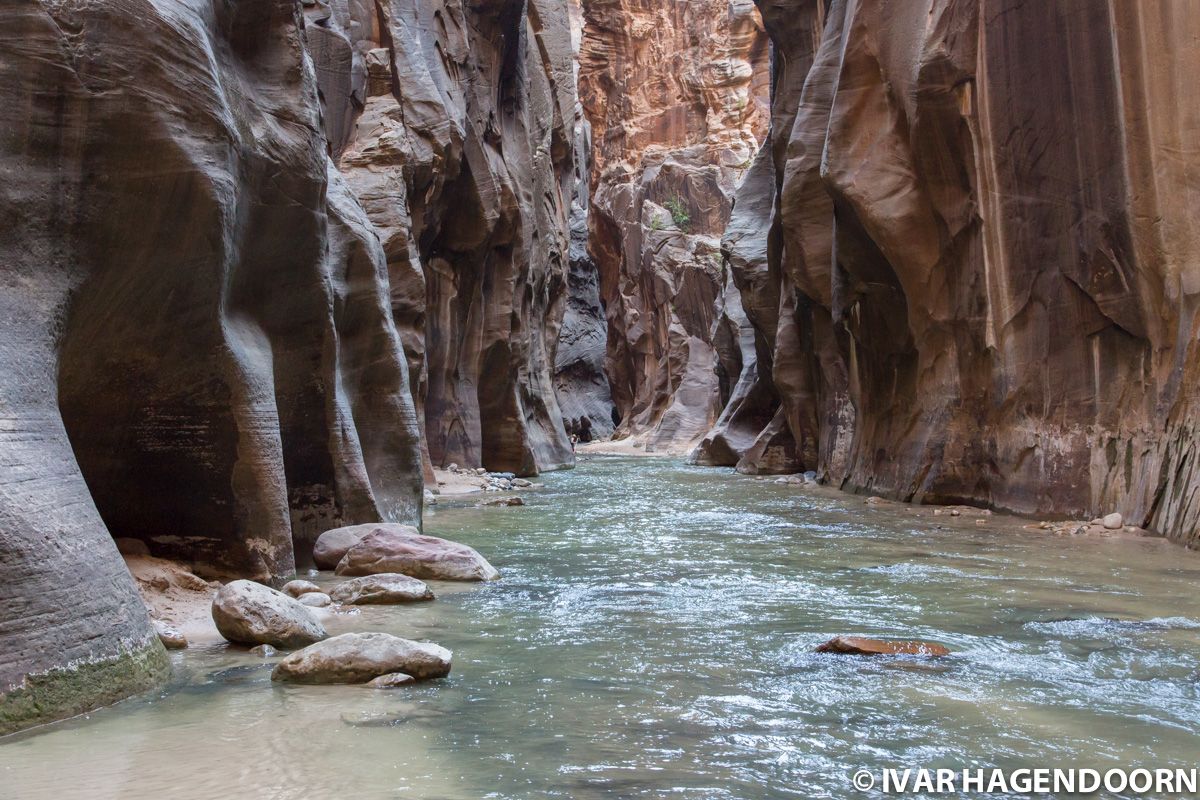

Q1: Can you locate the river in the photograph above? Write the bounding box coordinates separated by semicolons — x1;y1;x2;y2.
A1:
3;456;1199;798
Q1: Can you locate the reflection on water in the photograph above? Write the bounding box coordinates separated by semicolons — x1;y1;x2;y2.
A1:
3;457;1200;799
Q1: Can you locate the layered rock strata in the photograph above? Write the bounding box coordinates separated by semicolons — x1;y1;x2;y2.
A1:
2;0;581;733
716;0;1200;544
579;0;771;451
314;0;578;476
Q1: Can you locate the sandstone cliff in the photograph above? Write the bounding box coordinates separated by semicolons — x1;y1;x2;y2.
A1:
313;0;578;477
579;0;770;452
1;0;579;733
717;0;1200;544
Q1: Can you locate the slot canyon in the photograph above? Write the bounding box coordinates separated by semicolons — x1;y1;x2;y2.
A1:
3;0;1200;796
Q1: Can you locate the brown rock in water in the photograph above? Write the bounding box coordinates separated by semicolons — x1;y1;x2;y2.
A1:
281;580;322;599
485;497;527;508
153;621;189;651
701;0;1200;545
816;637;950;658
313;523;396;571
328;574;434;605
578;0;772;454
336;526;500;583
368;673;417;690
211;581;327;650
272;633;452;684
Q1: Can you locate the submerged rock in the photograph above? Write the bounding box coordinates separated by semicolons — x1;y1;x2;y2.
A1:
296;592;332;608
211;580;327;649
328;574;434;605
153;620;188;650
271;632;452;684
484;497;525;507
250;644;279;658
281;580;322;598
816;636;950;658
335;526;499;582
368;672;416;689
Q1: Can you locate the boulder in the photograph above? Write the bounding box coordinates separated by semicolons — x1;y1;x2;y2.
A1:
271;632;452;684
313;525;385;570
211;580;327;649
485;497;525;507
335;525;499;582
281;579;322;598
153;620;188;650
328;574;434;605
1103;513;1124;530
816;636;950;658
297;592;332;608
368;672;416;689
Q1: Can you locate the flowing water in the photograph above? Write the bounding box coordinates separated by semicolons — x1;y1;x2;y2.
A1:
4;456;1200;799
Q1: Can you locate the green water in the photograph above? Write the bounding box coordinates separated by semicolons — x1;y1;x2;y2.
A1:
3;456;1200;798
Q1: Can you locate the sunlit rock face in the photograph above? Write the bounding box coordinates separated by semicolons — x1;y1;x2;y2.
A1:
718;0;1200;543
313;0;578;477
578;0;771;452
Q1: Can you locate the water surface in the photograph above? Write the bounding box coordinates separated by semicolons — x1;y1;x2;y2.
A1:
4;456;1200;798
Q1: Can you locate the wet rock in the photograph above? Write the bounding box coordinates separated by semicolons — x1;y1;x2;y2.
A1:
335;525;499;582
153;621;188;650
816;636;951;658
281;580;322;599
485;497;526;507
511;478;533;489
313;525;381;570
297;592;332;608
250;645;279;658
328;574;434;605
368;672;416;689
1103;513;1125;530
211;581;327;649
271;632;452;684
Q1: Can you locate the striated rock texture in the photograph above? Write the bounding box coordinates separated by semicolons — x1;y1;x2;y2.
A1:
554;2;616;442
579;0;771;452
314;0;578;477
716;0;1200;544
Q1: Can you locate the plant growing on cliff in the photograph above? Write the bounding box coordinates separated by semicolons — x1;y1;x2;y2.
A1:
664;197;691;232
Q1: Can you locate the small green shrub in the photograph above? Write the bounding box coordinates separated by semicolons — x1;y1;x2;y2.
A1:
664;197;691;232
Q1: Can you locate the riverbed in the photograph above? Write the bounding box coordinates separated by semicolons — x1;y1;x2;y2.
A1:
3;456;1199;798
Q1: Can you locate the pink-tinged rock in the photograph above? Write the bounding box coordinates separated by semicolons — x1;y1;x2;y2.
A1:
816;637;950;658
271;633;451;684
335;525;499;582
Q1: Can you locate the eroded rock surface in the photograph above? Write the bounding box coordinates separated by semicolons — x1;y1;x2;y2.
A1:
315;0;579;477
578;0;771;452
211;581;328;650
336;525;501;582
329;574;435;605
709;0;1200;545
271;632;452;684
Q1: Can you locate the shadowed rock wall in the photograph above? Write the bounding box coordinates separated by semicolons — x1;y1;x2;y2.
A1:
718;0;1200;544
579;0;771;452
312;0;579;477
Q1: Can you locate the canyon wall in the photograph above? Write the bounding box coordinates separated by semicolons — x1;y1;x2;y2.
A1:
720;0;1200;544
1;0;578;733
317;0;578;477
578;0;770;451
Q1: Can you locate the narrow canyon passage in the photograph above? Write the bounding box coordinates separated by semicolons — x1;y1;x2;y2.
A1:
4;0;1200;794
5;457;1200;799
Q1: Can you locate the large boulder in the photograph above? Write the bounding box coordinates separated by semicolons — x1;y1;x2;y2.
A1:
335;526;499;582
328;574;434;605
312;523;398;570
271;632;452;684
211;581;327;649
